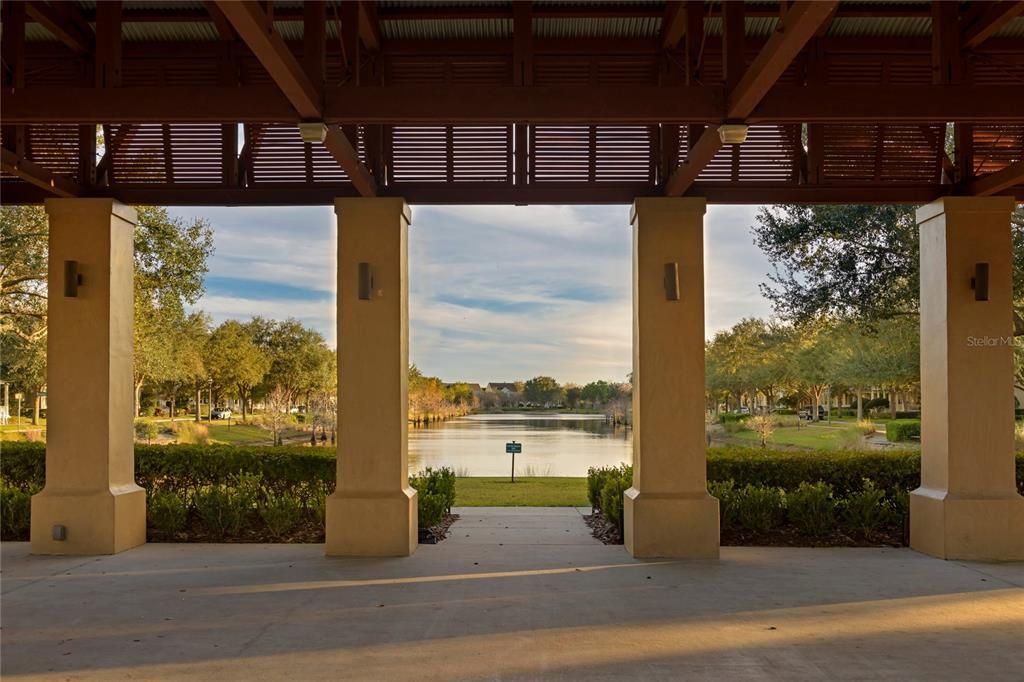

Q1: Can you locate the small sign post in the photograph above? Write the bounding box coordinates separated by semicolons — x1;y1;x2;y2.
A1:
505;440;522;482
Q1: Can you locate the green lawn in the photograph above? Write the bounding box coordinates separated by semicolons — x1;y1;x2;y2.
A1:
455;477;588;507
205;422;270;444
728;424;863;450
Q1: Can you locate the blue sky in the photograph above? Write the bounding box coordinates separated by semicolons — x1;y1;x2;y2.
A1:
172;203;773;385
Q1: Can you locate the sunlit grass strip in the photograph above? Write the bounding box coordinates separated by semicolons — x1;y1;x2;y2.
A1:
455;477;588;507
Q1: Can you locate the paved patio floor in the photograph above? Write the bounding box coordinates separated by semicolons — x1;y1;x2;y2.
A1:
3;507;1023;681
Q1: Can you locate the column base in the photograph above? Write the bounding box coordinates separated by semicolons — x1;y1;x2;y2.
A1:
910;488;1024;561
31;485;146;555
624;488;719;559
326;487;418;557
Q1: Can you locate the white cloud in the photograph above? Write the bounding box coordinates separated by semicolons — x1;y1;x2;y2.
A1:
183;203;775;385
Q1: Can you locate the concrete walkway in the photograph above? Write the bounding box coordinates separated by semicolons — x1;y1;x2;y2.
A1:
2;508;1023;681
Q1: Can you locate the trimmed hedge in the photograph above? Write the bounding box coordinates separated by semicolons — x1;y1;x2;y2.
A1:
6;443;1024;497
1;442;335;500
706;447;923;497
886;420;921;443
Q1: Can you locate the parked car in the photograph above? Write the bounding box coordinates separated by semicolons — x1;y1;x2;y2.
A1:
798;406;827;421
211;407;232;420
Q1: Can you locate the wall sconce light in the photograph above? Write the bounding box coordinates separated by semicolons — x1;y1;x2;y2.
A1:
358;262;374;300
664;262;680;301
971;262;989;302
63;260;82;297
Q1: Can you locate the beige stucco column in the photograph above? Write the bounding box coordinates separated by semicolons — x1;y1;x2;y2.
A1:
624;197;719;559
31;199;145;555
911;196;1024;561
326;198;417;557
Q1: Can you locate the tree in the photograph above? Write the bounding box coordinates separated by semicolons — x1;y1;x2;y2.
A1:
252;317;330;409
564;385;582;409
789;322;833;421
581;380;613;407
204;320;269;421
0;206;48;341
1;322;46;425
753;204;1024;325
156;312;209;420
132;207;214;415
523;376;560;406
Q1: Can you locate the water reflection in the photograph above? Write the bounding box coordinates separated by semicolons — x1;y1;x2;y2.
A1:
408;412;632;477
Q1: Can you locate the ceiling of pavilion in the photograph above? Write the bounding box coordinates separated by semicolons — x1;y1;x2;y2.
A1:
2;0;1022;205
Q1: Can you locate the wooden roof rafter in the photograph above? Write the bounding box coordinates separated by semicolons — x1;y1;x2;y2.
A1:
24;0;93;55
666;0;840;196
214;0;377;196
1;147;81;197
962;1;1024;50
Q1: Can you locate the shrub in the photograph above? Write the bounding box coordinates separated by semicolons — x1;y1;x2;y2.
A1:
173;421;210;445
841;479;892;537
410;467;457;513
0;484;33;540
718;413;751;425
708;479;737;529
856;420;878;436
309;491;327;525
749;415;775;447
786;482;836;536
259;494;303;540
886;420;921;443
193;475;258;540
734;485;786;532
586;463;631;528
418;492;448;529
148;490;187;536
773;415;801;429
723;421;749;434
599;475;629;529
135;421;160;444
587;465;619;510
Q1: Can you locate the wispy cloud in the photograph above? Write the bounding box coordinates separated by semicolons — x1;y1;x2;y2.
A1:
174;203;774;385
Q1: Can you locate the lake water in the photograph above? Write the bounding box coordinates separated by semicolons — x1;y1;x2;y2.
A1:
408;412;632;477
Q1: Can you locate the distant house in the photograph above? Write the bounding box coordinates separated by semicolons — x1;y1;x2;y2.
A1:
485;383;517;396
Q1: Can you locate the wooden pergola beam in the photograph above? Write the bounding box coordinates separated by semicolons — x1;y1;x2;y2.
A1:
323;125;377;197
664;125;721;196
5;84;1024;125
24;0;93;54
1;148;81;197
728;0;840;119
215;0;375;196
358;1;382;52
962;1;1024;50
660;1;687;50
967;160;1024;196
202;1;235;41
668;0;838;196
216;1;321;118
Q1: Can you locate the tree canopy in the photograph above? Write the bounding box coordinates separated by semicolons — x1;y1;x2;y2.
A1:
752;204;1024;324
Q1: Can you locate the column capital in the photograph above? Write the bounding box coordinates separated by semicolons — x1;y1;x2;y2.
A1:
43;197;137;225
334;196;411;225
916;195;1015;224
630;196;707;225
